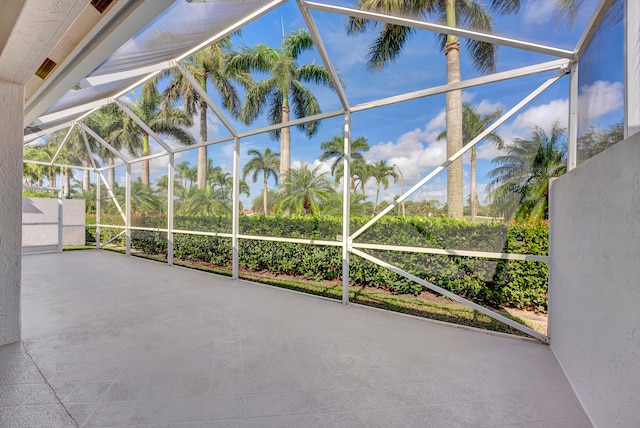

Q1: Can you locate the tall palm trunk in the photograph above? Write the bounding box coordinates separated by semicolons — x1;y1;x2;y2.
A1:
107;156;115;201
142;134;150;187
280;104;291;193
197;67;209;189
470;146;477;222
108;156;115;190
49;172;56;188
374;183;380;215
63;168;71;198
445;0;464;219
197;99;208;189
83;157;91;192
263;173;269;215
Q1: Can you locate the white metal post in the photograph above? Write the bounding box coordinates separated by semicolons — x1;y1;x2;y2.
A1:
125;163;131;256
342;115;351;304
568;61;579;171
167;152;175;265
231;137;240;279
232;137;240;280
57;188;63;253
625;0;640;138
96;171;101;248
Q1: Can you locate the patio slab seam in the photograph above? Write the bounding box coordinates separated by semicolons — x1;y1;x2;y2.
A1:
21;340;80;428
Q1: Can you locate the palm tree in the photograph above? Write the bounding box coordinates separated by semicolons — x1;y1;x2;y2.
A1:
275;162;336;215
486;122;566;221
175;161;196;190
182;186;230;216
243;148;280;215
23;146;47;187
319;135;370;174
163;38;250;189
61;125;98;192
251;188;278;214
438;102;503;221
350;159;372;197
369;160;398;215
346;0;521;219
319;134;370;190
112;82;194;187
227;29;334;191
84;104;123;191
128;178;161;215
208;167;251;207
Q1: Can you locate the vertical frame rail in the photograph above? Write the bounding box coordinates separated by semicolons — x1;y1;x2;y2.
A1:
568;61;578;171
625;0;640;138
168;153;175;265
96;171;101;249
125;163;131;256
57;188;63;253
232;136;240;280
342;114;351;304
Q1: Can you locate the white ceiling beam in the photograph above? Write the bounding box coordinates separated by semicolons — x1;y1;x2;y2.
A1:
351;59;570;113
115;99;174;154
77;121;131;164
297;0;350;111
574;0;618;61
24;0;175;127
176;63;238;137
304;1;574;59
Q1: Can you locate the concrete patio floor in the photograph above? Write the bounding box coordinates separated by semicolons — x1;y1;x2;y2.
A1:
1;250;590;427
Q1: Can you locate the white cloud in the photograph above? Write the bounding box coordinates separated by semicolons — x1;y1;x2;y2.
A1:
511;98;569;132
291;158;332;177
476;99;505;115
492;98;569;147
578;80;624;121
426;110;446;131
476;141;504;161
491;80;622;149
523;0;558;25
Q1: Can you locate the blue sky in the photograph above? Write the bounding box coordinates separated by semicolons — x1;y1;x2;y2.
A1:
108;0;623;209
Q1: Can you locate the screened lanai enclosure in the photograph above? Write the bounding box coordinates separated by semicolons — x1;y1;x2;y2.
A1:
22;0;632;344
9;0;640;426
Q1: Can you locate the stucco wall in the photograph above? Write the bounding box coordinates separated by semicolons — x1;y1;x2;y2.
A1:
549;133;640;427
22;198;86;247
0;81;23;346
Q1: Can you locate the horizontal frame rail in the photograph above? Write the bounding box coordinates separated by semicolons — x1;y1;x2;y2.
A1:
351;248;549;342
352;242;548;262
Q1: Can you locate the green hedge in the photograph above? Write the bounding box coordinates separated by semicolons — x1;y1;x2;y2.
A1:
87;214;549;312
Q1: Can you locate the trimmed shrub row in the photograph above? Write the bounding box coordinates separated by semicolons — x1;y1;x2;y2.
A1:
86;214;548;312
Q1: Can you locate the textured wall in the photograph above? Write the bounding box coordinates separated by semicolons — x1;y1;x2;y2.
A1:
549;133;640;428
0;80;24;345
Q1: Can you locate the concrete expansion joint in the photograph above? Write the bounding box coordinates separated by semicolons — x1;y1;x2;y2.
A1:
21;341;80;428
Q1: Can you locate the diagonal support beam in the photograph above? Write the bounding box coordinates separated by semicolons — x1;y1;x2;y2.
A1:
176;63;238;137
77;122;131;164
80;128;99;172
351;70;566;241
50;125;75;165
351;248;548;342
297;0;350;112
116;99;174;154
574;0;618;61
